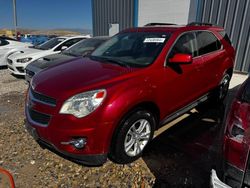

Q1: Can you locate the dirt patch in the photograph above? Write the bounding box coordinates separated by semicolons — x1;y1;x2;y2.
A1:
0;92;155;187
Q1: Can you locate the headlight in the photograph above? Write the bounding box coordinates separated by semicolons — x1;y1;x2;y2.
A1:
59;89;106;118
17;57;32;63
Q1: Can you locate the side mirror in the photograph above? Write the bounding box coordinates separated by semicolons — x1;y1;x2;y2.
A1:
168;53;192;64
60;46;68;51
0;168;15;188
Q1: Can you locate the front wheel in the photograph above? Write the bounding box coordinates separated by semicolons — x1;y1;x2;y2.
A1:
109;110;155;164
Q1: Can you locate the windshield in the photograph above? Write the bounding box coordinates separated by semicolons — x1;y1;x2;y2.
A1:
91;32;170;67
38;38;65;50
64;38;107;56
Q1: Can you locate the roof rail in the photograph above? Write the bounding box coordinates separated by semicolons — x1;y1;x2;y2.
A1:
144;23;177;26
187;22;214;26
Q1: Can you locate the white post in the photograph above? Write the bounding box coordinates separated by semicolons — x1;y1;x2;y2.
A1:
12;0;17;39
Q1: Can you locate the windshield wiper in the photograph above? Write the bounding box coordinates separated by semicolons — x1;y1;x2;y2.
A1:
90;56;130;68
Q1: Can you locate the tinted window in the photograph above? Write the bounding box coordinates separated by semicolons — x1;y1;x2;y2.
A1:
92;32;171;67
38;38;65;50
219;30;232;45
55;38;83;51
65;38;108;56
0;39;9;46
196;31;221;55
169;32;197;58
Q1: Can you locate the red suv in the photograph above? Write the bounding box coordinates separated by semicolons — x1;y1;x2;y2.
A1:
211;76;250;187
25;23;235;165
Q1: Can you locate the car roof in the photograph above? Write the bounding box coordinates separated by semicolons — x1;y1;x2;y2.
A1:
122;22;224;34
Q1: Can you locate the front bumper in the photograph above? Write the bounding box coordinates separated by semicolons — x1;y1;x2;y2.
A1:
25;121;107;166
7;58;28;76
25;87;113;165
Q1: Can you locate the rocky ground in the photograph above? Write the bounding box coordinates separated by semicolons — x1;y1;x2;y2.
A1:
0;68;246;187
0;69;155;187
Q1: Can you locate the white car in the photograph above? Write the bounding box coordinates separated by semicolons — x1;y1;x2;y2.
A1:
7;35;90;76
0;37;32;67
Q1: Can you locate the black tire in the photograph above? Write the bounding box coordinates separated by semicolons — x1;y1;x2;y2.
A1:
212;73;231;104
109;109;156;164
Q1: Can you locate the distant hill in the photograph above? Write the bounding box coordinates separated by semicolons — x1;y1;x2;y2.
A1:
52;28;92;35
0;28;92;36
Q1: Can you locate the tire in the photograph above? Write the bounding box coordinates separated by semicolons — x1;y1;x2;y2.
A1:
109;109;156;164
212;73;231;104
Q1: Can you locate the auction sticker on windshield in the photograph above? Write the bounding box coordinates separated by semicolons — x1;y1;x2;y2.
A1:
144;38;165;43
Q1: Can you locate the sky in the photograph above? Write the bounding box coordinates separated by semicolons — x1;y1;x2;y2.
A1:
0;0;92;30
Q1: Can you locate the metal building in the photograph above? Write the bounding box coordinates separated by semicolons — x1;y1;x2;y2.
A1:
92;0;250;72
92;0;190;36
189;0;250;72
92;0;135;36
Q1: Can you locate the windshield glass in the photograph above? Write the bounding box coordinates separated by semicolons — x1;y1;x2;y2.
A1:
38;38;65;50
91;32;170;67
64;38;107;56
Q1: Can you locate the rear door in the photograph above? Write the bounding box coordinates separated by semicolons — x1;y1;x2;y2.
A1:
195;31;225;94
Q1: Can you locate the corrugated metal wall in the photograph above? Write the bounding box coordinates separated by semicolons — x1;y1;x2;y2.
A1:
138;0;190;26
196;0;250;72
92;0;135;36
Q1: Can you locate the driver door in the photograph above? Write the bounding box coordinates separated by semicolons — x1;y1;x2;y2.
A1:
160;32;204;116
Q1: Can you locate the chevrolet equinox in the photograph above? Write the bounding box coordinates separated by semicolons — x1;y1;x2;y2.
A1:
25;23;235;165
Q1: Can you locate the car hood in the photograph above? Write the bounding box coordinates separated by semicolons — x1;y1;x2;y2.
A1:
27;54;76;71
8;48;47;60
32;58;138;100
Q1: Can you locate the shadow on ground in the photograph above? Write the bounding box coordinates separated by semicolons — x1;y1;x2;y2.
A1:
143;85;241;188
0;65;7;70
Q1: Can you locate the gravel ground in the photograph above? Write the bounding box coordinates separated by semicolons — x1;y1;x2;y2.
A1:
0;69;27;95
0;68;247;187
0;69;155;188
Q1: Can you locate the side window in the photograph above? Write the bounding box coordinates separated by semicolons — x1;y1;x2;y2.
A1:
169;32;197;58
54;38;83;51
219;30;232;45
0;39;9;46
196;31;221;56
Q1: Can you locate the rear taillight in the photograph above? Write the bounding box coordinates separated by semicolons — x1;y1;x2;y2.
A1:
224;99;250;169
226;99;249;141
231;122;244;141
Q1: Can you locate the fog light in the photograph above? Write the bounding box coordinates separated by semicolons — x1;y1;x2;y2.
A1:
61;138;86;149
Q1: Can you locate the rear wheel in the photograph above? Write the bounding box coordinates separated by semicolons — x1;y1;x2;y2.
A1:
109;110;155;164
212;73;231;104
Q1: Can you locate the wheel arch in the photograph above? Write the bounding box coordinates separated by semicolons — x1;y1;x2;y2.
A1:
225;67;233;79
108;101;160;153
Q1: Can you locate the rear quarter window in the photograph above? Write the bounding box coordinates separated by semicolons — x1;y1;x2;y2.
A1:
219;30;232;45
196;31;222;56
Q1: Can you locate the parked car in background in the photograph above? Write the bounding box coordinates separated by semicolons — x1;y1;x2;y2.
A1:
20;35;52;45
7;35;90;76
25;23;234;166
211;75;250;188
25;36;109;82
0;36;32;67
